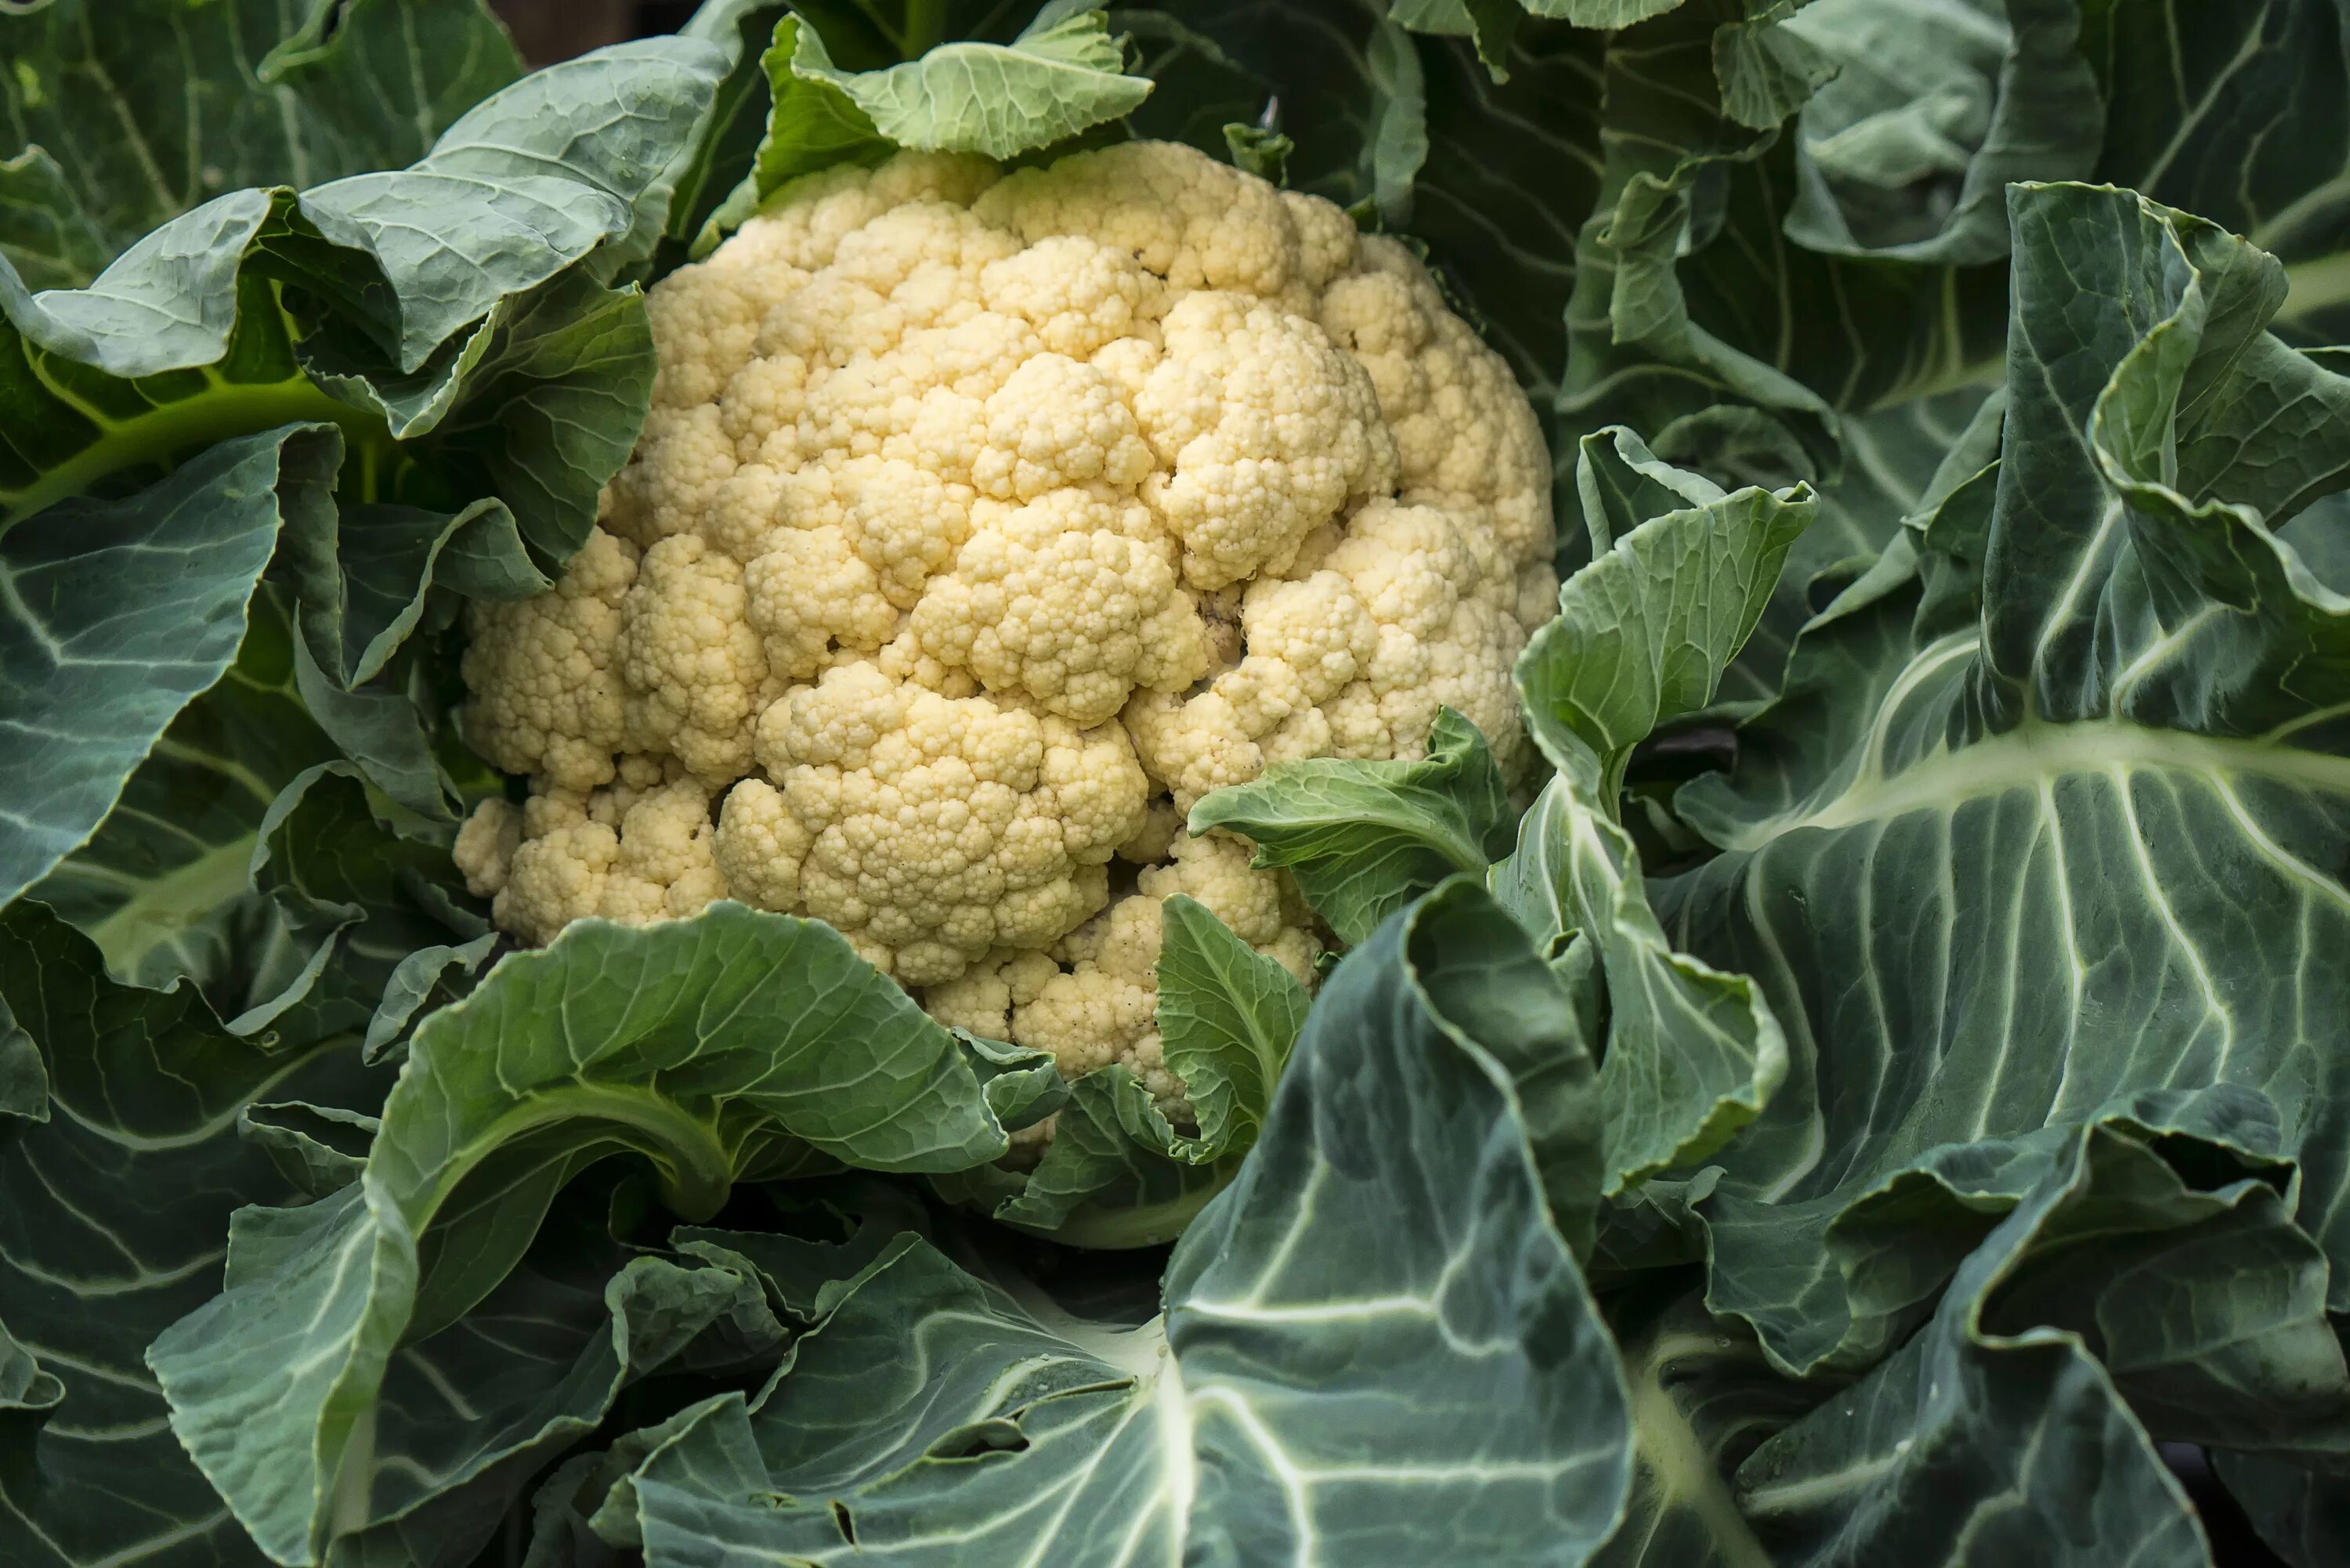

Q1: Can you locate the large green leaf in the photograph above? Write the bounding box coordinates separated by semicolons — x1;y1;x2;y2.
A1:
790;7;1152;160
2217;1451;2350;1568
148;902;1032;1566
0;424;336;910
1731;1096;2322;1564
598;884;1635;1568
2079;0;2350;345
1154;893;1311;1156
1777;0;2100;265
0;41;703;905
0;901;385;1568
1554;0;2014;548
303;1176;786;1568
700;4;1152;247
1190;706;1516;945
1501;434;1810;1191
0;0;520;286
1637;182;2350;1373
27;597;484;1020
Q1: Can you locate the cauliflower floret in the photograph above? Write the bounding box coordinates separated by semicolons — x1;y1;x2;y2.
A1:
488;780;724;945
953;832;1320;1125
909;489;1206;724
1133;291;1396;591
617;533;770;782
460;528;638;792
1321;237;1553;563
453;796;522;898
459;140;1555;1121
714;662;1147;984
975;140;1300;298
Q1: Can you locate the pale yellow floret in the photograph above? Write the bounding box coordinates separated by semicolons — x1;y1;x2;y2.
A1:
1133;291;1396;591
910;488;1206;725
486;779;723;945
949;832;1321;1124
452;797;522;898
458;140;1555;1127
617;533;770;782
710;661;1146;984
460;527;638;793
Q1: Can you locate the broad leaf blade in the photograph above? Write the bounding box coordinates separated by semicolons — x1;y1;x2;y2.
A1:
0;424;337;909
0;0;519;280
0;901;385;1568
1505;443;1810;1190
1730;1102;2307;1565
150;901;1025;1566
1155;893;1309;1157
1650;183;2350;1375
620;885;1635;1568
792;9;1152;161
1190;706;1514;945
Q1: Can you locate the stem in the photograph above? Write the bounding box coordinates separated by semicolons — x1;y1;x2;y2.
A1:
421;1082;739;1232
0;374;379;529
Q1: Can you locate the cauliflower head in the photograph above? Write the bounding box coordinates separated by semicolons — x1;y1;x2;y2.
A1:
456;139;1555;1119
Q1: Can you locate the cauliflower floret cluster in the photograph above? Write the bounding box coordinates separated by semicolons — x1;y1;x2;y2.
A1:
456;139;1555;1118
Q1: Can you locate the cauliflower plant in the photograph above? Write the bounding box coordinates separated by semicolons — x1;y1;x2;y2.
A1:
454;139;1555;1123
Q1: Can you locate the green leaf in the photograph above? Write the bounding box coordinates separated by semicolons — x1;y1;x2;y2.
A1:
0;0;521;284
1779;0;2100;265
318;1179;783;1568
2081;0;2350;346
1731;1102;2310;1564
240;1100;379;1200
1589;1289;1807;1568
0;146;110;291
663;1;800;249
1191;706;1516;945
1502;439;1810;1191
1643;183;2350;1375
0;900;385;1568
958;1065;1245;1248
1407;879;1605;1261
957;1030;1069;1133
2215;1452;2350;1568
608;883;1635;1568
0;423;337;911
364;931;500;1061
742;13;897;200
936;898;1311;1249
1220;120;1294;183
297;39;728;370
1555;2;2013;556
1155;893;1310;1155
149;901;1029;1566
791;9;1152;161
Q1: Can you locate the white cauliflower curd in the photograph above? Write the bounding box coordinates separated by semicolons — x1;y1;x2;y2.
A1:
454;139;1555;1120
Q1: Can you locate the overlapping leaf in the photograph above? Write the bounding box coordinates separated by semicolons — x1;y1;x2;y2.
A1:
934;896;1308;1248
0;42;713;917
149;902;1036;1566
0;0;521;286
0;426;337;910
1191;706;1515;944
588;886;1632;1568
1638;183;2350;1379
1732;1095;2323;1565
1500;432;1810;1192
0;902;385;1568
